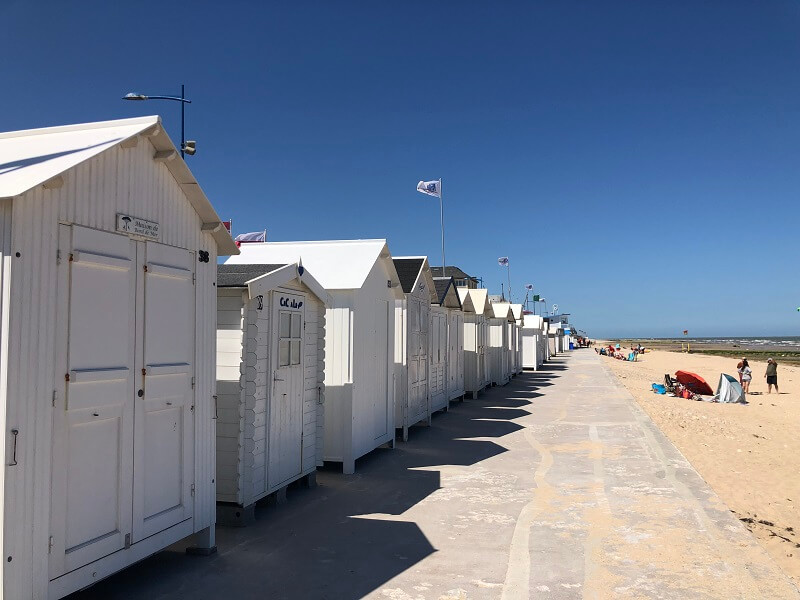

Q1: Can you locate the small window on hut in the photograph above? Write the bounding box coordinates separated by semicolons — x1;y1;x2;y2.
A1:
278;310;302;367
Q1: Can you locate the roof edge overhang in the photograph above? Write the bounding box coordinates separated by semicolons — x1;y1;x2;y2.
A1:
0;115;238;256
245;263;331;307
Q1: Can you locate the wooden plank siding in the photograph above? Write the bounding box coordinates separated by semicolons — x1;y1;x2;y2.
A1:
3;137;221;599
215;280;325;508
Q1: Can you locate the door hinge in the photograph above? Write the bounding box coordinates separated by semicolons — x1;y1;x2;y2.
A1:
191;376;195;389
192;273;196;285
52;390;57;407
48;536;54;554
56;249;62;265
124;533;131;549
190;483;195;497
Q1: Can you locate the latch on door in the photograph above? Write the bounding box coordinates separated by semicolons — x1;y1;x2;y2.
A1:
137;389;144;397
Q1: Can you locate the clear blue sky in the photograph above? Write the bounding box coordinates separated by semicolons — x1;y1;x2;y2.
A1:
3;1;799;338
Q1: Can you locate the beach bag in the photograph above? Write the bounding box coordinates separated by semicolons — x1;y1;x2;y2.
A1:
651;384;666;394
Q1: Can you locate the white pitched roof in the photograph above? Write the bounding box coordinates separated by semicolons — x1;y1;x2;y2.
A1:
226;239;399;290
510;304;524;321
523;314;544;329
458;288;491;315
0;115;238;255
489;301;514;321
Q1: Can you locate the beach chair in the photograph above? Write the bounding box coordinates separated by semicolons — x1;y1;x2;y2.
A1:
664;373;677;393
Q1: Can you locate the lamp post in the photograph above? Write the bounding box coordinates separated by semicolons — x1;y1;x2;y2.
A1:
122;84;194;157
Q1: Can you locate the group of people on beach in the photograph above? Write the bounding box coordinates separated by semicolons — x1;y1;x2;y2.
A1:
736;357;779;394
596;343;644;361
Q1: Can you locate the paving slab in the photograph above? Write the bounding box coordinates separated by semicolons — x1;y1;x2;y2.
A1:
69;351;799;599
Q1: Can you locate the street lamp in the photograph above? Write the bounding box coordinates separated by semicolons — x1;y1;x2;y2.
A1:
122;84;195;157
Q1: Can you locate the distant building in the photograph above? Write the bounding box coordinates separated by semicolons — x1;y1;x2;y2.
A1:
430;265;480;289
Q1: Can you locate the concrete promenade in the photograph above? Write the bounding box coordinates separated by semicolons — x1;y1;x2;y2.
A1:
71;351;799;599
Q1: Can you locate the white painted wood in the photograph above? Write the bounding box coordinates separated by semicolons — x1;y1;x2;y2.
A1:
49;225;137;579
268;291;305;489
215;274;326;510
0;198;10;588
0;127;229;599
447;311;464;401
134;241;195;540
429;306;448;412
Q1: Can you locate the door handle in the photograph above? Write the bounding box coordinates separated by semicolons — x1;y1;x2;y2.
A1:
9;428;19;466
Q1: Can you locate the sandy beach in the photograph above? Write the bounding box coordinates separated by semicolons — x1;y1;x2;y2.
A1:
601;347;800;584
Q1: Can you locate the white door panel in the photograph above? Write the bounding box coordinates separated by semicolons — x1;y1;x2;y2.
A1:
269;292;305;488
133;241;194;541
50;226;136;578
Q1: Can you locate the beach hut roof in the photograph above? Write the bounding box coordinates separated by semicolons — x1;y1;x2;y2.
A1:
489;301;515;321
510;304;524;321
523;314;544;328
217;263;288;287
0;115;238;254
458;288;491;315
432;276;462;309
228;239;401;292
392;256;438;303
217;262;329;306
393;258;425;293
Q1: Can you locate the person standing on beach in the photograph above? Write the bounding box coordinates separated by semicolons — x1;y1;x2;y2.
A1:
736;358;744;384
765;358;779;394
739;359;752;393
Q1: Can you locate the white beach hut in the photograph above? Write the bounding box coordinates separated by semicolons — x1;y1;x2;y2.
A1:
488;301;514;386
458;288;491;398
510;304;524;375
0;116;238;599
433;277;465;403
521;314;545;370
226;240;402;474
392;257;437;440
548;321;560;355
215;263;329;524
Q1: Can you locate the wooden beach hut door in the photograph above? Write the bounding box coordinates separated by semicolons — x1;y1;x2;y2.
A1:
269;292;305;488
477;319;486;386
448;313;463;393
50;226;196;579
408;297;429;420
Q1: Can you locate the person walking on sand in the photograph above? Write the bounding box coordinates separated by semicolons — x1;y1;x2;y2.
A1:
765;358;779;394
739;359;752;393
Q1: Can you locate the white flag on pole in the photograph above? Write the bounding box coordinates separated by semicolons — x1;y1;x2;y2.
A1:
416;180;441;198
498;257;509;267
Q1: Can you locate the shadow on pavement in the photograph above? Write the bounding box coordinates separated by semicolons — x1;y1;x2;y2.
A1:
69;368;560;600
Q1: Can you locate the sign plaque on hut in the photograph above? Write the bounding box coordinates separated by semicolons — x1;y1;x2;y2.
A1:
116;213;160;240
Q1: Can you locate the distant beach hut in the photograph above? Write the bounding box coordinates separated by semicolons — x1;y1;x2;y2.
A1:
432;276;465;406
458;288;491;398
510;304;524;375
488;300;515;386
392;257;437;441
522;314;545;370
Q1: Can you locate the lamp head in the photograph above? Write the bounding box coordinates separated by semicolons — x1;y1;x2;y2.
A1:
122;93;148;101
182;140;197;156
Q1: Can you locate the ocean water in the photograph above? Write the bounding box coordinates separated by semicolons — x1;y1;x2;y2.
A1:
643;336;800;351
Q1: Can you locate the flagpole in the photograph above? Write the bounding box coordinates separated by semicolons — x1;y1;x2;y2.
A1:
439;178;445;277
506;262;512;302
